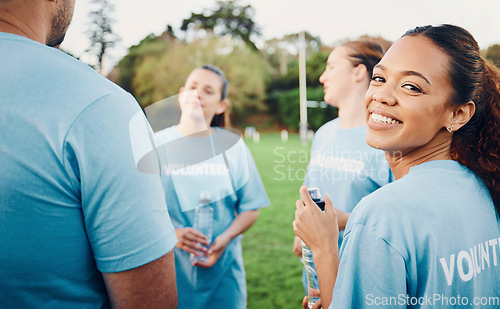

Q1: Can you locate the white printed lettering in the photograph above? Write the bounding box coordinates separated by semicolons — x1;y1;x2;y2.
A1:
489;239;498;266
439;255;455;286
457;251;474;282
479;241;490;270
471;246;480;275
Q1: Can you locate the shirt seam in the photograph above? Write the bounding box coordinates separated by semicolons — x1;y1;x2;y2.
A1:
61;93;115;167
344;222;410;278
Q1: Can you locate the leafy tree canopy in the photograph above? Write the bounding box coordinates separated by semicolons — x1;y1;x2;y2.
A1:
486;44;500;68
131;35;270;124
262;31;323;76
117;25;177;94
180;0;260;50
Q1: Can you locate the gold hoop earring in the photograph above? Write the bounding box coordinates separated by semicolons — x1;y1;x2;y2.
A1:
447;124;454;133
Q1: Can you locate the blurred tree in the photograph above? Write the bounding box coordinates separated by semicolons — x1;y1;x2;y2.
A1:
180;0;260;50
86;0;120;72
486;44;500;68
262;32;323;76
132;35;270;125
261;31;329;130
117;25;177;95
266;87;337;131
265;48;331;131
164;24;177;40
266;50;328;92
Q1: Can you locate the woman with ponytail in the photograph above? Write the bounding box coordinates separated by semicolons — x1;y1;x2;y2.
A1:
294;24;500;309
155;65;269;308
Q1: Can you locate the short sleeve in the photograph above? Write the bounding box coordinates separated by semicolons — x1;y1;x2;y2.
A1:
331;224;407;309
63;92;177;273
226;140;270;213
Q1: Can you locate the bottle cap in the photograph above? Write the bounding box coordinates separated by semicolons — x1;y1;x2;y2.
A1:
307;187;322;201
200;191;211;205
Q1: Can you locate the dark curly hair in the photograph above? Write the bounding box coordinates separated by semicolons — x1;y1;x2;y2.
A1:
404;24;500;216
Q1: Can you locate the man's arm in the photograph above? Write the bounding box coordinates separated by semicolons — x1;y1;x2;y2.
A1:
102;250;177;309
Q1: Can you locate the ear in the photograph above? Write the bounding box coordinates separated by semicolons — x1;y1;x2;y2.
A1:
353;64;368;83
446;101;475;132
216;99;229;115
178;86;184;95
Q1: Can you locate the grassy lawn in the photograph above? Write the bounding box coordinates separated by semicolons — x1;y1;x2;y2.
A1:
242;132;312;308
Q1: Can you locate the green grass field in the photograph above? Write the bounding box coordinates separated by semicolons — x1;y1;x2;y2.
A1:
242;133;312;308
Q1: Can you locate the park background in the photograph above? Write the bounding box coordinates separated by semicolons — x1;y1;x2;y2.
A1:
60;0;500;307
62;0;500;134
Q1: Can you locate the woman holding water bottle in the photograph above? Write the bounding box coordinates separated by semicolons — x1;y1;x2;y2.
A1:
292;39;392;307
155;65;269;308
294;24;500;308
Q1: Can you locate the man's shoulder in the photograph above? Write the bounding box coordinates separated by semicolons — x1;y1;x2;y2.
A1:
43;47;133;115
48;50;123;98
2;35;138;131
2;34;126;100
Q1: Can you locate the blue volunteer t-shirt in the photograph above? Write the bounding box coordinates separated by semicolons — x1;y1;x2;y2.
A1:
0;33;177;308
304;118;392;245
331;160;500;309
155;126;270;309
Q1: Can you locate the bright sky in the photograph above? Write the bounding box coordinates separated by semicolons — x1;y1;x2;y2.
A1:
61;0;500;70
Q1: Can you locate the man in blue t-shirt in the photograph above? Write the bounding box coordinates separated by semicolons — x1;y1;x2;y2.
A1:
0;1;177;308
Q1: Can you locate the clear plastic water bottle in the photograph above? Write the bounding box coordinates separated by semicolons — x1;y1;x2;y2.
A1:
190;191;213;264
302;241;320;308
302;187;325;308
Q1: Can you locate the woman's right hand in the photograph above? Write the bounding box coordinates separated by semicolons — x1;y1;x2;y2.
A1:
294;186;339;254
175;228;209;255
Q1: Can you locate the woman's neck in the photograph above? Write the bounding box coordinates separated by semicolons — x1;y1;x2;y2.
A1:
337;90;367;129
338;108;367;128
385;133;453;180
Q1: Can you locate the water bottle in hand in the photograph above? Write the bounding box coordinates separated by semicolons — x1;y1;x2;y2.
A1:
302;187;324;308
191;191;213;264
